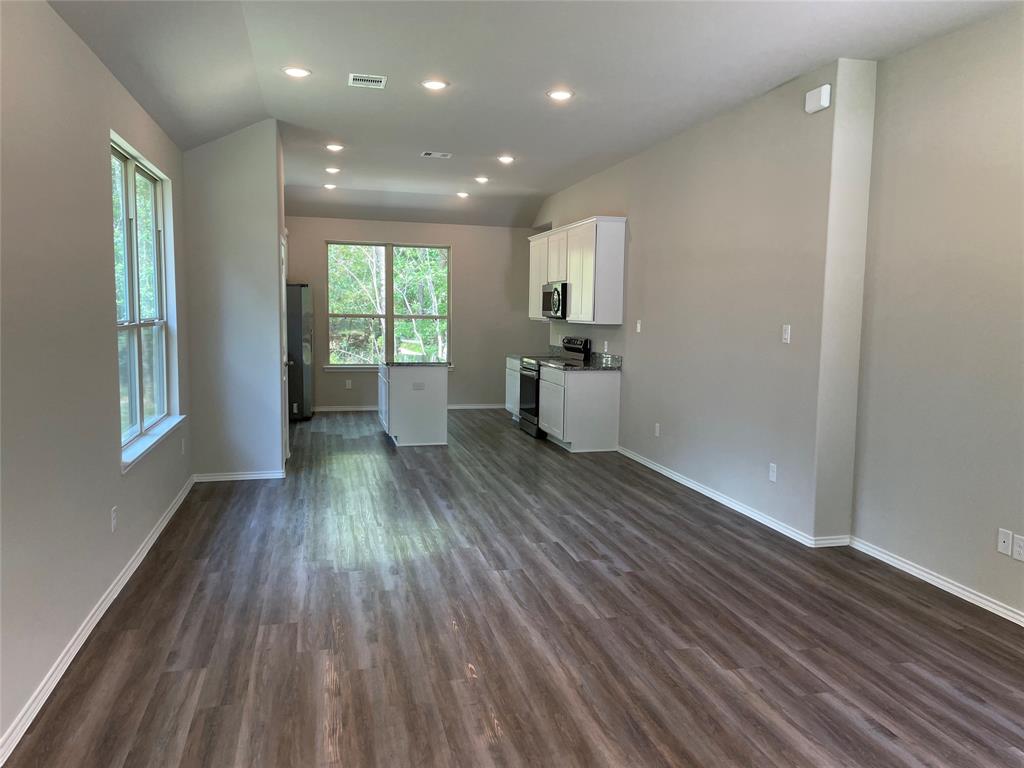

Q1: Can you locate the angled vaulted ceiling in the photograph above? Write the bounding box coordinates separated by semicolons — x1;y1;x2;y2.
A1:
52;1;1009;227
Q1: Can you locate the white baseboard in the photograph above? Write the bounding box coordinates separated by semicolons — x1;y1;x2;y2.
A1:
313;405;377;412
193;470;285;482
850;538;1024;628
447;403;504;410
616;447;845;548
0;475;196;765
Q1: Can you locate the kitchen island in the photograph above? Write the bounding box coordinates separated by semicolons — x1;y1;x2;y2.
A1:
378;362;449;446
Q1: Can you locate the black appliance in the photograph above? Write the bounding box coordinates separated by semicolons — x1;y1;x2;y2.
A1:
542;281;568;319
518;356;543;437
286;283;313;420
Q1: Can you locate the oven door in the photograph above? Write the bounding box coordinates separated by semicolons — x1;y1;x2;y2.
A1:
519;367;539;424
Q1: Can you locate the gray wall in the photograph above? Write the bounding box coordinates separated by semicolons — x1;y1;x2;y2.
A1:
854;8;1024;611
0;1;192;734
536;62;841;538
186;119;284;476
285;216;549;408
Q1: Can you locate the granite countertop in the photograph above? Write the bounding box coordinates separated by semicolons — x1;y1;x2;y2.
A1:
538;354;622;372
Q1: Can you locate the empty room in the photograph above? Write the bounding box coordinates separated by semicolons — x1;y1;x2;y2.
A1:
1;1;1022;766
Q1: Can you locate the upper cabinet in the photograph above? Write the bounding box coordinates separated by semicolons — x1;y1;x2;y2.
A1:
546;230;568;283
529;216;625;325
528;237;548;320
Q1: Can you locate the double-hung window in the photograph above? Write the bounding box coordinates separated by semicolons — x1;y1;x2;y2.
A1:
111;144;169;446
327;243;449;366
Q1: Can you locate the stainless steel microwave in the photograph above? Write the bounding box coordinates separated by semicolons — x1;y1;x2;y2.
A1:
542;282;568;319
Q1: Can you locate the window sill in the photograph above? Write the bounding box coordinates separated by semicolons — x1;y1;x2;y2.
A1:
323;364;455;372
121;415;187;474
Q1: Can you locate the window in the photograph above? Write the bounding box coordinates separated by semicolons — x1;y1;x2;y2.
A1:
111;144;169;446
327;243;450;365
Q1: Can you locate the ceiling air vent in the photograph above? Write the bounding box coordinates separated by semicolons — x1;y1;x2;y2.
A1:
420;151;452;159
348;73;387;89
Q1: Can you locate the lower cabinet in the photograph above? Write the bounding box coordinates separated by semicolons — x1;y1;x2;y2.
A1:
504;360;520;417
538;379;565;439
537;367;620;452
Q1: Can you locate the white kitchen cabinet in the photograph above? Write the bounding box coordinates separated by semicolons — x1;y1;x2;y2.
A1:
537;366;620;452
504;357;520;417
528;216;625;325
566;221;596;322
377;363;447;445
377;367;389;432
546;229;567;283
538;379;565;440
528;238;548;320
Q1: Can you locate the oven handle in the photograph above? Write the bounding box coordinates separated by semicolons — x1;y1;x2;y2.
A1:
520;369;539;379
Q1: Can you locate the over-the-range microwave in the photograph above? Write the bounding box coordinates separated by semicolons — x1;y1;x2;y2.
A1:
542;281;568;319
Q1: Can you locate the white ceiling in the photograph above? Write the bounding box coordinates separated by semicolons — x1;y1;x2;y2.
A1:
53;1;1009;227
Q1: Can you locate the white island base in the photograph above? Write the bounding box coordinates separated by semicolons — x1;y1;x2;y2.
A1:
378;363;449;446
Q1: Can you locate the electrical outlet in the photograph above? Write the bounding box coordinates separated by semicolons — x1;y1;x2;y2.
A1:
345;379;353;390
997;528;1013;556
1013;534;1024;562
603;340;609;353
654;422;660;437
635;319;642;334
768;463;777;483
111;506;118;532
782;324;792;344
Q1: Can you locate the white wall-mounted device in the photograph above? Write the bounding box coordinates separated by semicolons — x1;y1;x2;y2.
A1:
804;84;832;114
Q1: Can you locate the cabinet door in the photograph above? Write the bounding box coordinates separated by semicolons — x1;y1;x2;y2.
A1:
546;230;567;283
378;374;389;432
566;221;596;322
538;380;565;439
528;238;548;319
505;367;520;416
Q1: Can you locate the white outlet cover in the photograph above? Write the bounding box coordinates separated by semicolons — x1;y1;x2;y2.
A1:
1013;533;1024;562
782;324;791;344
997;528;1013;556
768;463;777;483
636;319;642;333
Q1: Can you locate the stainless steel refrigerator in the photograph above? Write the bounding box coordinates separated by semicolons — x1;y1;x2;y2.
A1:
286;283;313;420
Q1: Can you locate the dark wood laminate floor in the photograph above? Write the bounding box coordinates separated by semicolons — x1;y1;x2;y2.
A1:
9;410;1024;767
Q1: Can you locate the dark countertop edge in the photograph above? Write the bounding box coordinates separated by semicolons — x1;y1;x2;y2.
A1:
538;360;622;372
382;362;452;367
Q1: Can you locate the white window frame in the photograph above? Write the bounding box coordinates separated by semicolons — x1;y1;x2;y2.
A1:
112;142;170;450
326;241;452;369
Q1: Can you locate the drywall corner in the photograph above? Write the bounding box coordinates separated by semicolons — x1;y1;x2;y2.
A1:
812;58;877;538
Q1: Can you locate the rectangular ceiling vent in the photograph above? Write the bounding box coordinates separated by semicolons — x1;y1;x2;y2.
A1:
348;73;387;89
420;151;452;159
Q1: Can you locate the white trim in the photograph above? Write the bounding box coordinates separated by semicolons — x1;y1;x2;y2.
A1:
850;537;1024;628
447;403;504;410
0;475;196;765
313;405;377;412
121;415;186;473
193;471;285;482
616;447;845;548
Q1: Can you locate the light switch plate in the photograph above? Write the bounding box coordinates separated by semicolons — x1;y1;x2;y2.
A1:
997;528;1013;556
768;463;777;483
782;324;792;344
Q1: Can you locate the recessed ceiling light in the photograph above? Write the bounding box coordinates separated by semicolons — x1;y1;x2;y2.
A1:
325;167;340;174
421;79;449;91
497;155;514;165
323;184;337;190
474;176;489;184
326;144;344;152
457;191;469;198
283;66;311;78
547;89;574;101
